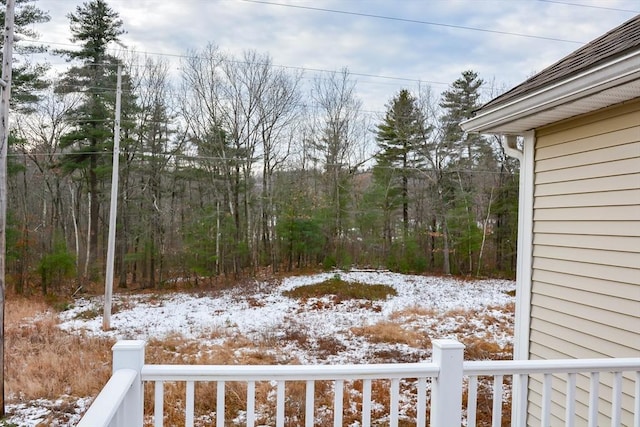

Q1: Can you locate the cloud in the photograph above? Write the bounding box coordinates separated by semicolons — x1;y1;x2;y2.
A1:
30;0;640;111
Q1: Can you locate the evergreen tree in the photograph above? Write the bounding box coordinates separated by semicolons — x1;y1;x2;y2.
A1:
56;0;126;276
439;70;486;274
439;70;484;165
0;0;50;111
374;89;429;238
369;157;401;250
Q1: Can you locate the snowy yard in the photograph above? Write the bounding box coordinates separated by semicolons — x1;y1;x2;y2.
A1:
7;270;515;426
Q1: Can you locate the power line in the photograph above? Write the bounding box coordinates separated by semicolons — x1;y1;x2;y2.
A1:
536;0;640;13
16;1;634;106
241;0;586;44
23;38;449;86
8;149;517;175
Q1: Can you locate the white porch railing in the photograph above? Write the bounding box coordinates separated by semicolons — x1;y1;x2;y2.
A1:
78;340;640;427
77;341;144;427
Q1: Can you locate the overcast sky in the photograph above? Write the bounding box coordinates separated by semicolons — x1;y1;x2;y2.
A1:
25;0;640;113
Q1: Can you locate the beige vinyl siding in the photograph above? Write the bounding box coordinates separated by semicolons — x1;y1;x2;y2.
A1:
534;219;639;236
527;100;640;426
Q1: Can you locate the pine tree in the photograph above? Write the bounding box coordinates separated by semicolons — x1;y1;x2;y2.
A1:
0;0;50;110
439;70;486;274
374;89;429;238
56;0;125;276
439;70;484;165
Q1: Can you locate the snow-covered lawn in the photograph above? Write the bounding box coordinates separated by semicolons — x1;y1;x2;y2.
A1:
6;270;515;426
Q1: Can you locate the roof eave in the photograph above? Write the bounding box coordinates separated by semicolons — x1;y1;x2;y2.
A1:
460;50;640;135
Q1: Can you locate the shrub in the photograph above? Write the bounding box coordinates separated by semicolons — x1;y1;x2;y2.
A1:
37;242;75;294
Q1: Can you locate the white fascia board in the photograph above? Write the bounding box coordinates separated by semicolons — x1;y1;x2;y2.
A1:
460;50;640;134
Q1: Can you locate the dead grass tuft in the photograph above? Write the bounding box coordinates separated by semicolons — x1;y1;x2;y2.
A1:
351;321;428;347
442;307;469;319
282;323;309;346
5;295;49;324
6;297;115;401
462;337;506;360
314;336;347;356
389;306;438;321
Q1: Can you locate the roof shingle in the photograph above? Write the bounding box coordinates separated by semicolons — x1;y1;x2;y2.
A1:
480;14;640;110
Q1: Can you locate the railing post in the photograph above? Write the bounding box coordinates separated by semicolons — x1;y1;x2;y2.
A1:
430;339;464;427
112;340;145;426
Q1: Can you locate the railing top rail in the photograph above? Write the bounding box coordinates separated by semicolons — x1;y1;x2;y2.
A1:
140;357;640;382
463;357;640;376
77;368;137;427
141;361;440;382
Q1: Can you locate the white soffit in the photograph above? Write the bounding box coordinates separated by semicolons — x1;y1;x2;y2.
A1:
460;51;640;135
482;80;640;134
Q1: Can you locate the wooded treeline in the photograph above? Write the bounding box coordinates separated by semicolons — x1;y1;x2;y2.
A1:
4;1;520;293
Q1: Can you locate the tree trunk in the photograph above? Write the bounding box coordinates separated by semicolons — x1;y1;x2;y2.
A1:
442;216;451;275
89;150;100;275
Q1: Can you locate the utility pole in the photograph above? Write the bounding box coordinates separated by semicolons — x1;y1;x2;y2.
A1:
103;63;122;331
0;0;15;416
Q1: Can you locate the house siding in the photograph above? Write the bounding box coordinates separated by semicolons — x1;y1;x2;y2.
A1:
527;100;640;426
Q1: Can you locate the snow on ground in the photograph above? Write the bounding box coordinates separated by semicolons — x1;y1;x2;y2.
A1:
6;396;92;427
58;271;514;349
7;270;515;426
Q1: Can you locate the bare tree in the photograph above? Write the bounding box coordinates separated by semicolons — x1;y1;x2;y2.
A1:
219;50;278;271
179;44;230;276
123;54;179;287
13;87;81;287
415;85;453;274
255;65;302;268
311;68;368;261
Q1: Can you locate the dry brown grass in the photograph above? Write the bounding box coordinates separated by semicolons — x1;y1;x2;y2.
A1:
462;337;511;360
5;296;49;324
351;321;428;347
6;296;115;401
4;283;515;426
389;305;438;321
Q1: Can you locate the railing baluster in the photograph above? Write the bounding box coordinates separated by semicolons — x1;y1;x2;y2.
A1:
588;372;599;427
512;373;529;427
390;378;399;427
362;379;372;427
154;381;164;427
185;381;195;427
467;376;478;427
416;377;427;427
334;379;344;427
492;375;503;427
247;381;255;427
305;380;315;427
565;373;576;427
86;338;640;427
635;371;640;427
276;380;285;427
217;380;225;427
541;373;552;427
611;372;622;427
